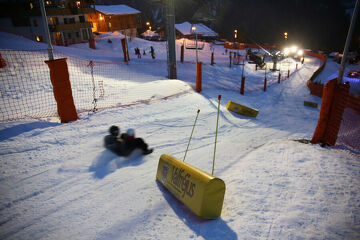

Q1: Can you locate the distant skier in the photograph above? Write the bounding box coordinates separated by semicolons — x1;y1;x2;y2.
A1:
150;46;155;59
104;126;153;156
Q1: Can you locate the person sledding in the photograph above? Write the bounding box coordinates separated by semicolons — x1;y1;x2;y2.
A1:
104;125;153;156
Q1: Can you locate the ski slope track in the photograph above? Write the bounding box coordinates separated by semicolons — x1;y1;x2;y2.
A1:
0;31;359;240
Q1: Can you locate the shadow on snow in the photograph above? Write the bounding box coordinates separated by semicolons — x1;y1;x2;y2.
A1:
156;181;238;240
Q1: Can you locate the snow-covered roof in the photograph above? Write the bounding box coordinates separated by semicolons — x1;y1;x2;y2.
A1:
94;5;140;15
141;30;159;37
175;22;218;37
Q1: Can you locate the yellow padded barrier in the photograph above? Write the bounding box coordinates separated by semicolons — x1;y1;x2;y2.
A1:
226;100;259;117
156;154;226;219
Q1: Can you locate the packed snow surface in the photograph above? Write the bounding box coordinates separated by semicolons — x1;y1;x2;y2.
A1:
0;31;359;240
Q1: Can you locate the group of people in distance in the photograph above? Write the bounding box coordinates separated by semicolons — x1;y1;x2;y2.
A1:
104;126;153;156
134;46;156;59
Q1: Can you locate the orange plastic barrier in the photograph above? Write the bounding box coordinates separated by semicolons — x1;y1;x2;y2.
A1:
121;38;129;62
45;58;79;123
196;62;202;92
310;78;337;144
89;39;95;49
0;53;6;68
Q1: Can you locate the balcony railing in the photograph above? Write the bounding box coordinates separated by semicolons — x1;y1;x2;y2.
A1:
49;22;92;32
46;7;95;16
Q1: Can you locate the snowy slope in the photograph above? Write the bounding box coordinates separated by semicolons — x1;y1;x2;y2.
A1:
0;32;359;240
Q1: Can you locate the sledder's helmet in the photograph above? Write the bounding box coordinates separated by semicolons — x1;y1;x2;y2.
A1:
109;125;120;136
126;128;135;137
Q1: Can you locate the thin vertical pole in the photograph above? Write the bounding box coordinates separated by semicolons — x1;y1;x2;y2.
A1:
166;0;177;79
337;0;359;84
195;33;198;63
39;0;54;60
183;109;200;162
212;95;221;175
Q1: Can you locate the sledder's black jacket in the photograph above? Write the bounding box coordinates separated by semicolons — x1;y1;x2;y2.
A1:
104;135;131;156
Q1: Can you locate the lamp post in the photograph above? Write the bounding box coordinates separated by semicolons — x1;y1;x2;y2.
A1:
191;25;198;63
234;29;238;41
146;21;151;31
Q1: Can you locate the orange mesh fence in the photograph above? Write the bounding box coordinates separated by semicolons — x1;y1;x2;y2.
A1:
58;52;177;113
334;90;360;157
335;106;360;157
0;49;58;121
0;49;191;122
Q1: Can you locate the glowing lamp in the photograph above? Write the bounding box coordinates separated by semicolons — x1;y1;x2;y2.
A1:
291;46;298;53
284;48;290;55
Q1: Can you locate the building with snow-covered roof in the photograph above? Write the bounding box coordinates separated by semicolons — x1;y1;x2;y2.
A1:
0;0;95;46
88;5;141;37
157;22;218;41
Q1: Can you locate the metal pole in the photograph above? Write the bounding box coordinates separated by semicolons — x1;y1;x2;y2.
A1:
183;109;200;162
39;0;54;60
212;95;221;176
337;0;359;84
166;0;177;79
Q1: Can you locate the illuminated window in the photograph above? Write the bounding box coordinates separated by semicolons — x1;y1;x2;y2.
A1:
99;14;103;21
35;36;43;42
76;1;81;8
30;2;34;9
46;1;51;5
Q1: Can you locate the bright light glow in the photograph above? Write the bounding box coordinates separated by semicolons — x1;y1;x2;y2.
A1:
76;1;81;8
191;26;196;32
291;46;298;53
284;48;290;55
146;22;150;26
36;36;41;42
99;15;103;21
297;49;304;56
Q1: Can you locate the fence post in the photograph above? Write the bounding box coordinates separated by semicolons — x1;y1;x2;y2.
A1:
45;58;79;123
240;76;245;95
287;69;290;78
296;63;298;70
196;61;202;92
263;77;267;91
121;38;129;62
310;79;337;144
211;52;214;65
229;54;232;68
323;82;350;145
180;45;184;63
0;53;6;68
89;38;95;49
278;72;281;83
